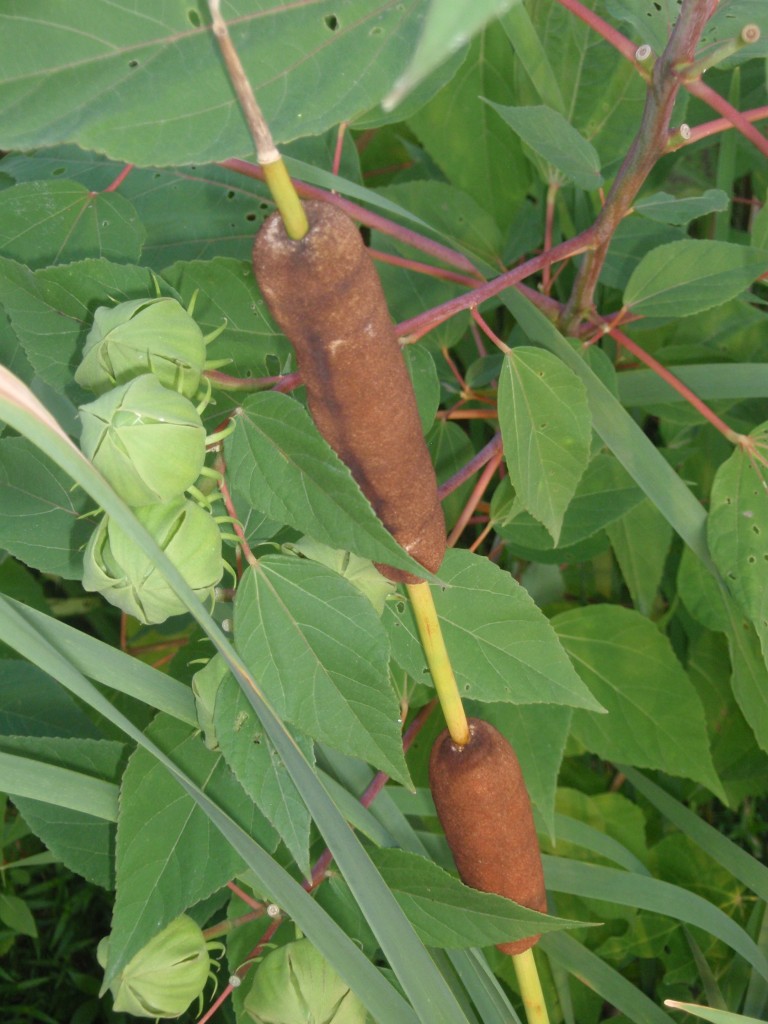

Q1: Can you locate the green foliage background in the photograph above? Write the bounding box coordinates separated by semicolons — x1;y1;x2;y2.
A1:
0;1;767;1022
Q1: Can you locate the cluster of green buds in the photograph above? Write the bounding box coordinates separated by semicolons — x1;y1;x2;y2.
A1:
76;294;232;624
98;914;223;1018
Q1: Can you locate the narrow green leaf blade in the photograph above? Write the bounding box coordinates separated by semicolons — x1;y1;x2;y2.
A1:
1;596;197;726
1;735;123;888
543;931;676;1024
544;857;768;981
234;556;409;786
214;671;314;879
369;848;581;948
665;1001;767;1023
498;347;591;544
606;498;673;616
707;425;768;661
484;101;603;189
621;768;768;903
623;240;768;318
225;393;429;579
108;715;278;984
553;605;724;797
0;745;118;821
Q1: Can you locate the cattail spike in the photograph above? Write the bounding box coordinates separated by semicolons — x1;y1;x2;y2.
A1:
429;717;547;956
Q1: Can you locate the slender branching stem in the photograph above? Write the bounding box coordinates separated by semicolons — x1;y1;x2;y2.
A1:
609;326;740;441
562;0;719;329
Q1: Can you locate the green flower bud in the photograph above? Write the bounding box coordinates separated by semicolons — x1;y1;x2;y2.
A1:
98;915;214;1018
75;296;207;397
79;374;207;506
243;938;368;1024
82;498;224;624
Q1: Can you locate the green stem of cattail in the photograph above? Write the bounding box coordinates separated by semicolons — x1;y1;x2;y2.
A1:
513;948;550;1024
207;0;308;240
405;581;469;747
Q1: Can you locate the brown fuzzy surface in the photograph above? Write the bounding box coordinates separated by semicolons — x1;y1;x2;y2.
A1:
429;717;547;956
252;200;445;583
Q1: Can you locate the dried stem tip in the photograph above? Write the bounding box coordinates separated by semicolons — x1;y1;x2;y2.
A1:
429;717;546;956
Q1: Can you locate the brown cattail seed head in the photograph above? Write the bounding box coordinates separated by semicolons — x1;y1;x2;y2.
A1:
429;717;547;956
253;200;446;583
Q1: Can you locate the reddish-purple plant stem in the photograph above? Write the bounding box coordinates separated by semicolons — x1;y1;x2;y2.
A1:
561;0;719;330
681;105;768;147
684;78;768;159
397;231;595;341
221;157;479;274
204;369;285;391
554;0;640;64
471;307;509;353
447;449;504;548
369;247;481;288
102;163;134;192
438;433;503;500
609;325;739;441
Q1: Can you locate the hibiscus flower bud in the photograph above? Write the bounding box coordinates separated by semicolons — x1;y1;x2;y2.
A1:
75;296;207;397
79;374;207;506
98;915;216;1019
82;498;224;624
243;938;368;1024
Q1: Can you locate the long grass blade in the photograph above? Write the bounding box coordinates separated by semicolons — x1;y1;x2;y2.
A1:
0;365;471;1024
621;768;768;902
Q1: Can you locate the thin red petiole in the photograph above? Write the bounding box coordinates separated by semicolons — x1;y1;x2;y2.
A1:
370;248;480;288
685;79;768;160
609;324;740;441
447;450;504;548
102;164;134;192
471;308;510;353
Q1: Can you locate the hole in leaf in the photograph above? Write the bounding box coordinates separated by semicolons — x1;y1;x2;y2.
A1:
128;59;139;68
246;212;256;221
188;7;200;26
324;13;339;31
226;190;235;199
747;555;756;564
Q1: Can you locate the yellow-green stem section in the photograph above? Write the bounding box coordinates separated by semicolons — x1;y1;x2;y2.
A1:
405;581;469;747
262;158;309;240
513;948;549;1024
